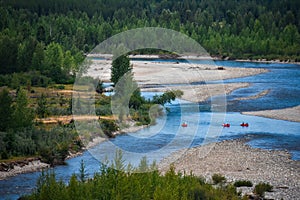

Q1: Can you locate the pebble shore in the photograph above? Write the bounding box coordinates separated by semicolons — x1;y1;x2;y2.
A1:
0;158;49;180
158;139;300;199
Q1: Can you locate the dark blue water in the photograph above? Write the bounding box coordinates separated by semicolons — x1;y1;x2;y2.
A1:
133;58;300;111
211;61;300;111
1;60;299;200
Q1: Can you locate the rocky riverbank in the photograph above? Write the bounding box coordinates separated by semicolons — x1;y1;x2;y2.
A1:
158;139;300;200
0;118;148;180
0;158;50;180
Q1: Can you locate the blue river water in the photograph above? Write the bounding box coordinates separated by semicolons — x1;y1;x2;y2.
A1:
0;60;299;199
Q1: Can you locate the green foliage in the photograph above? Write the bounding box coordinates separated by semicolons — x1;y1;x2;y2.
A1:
79;159;87;182
43;42;66;83
12;89;34;130
25;155;242;200
36;93;49;118
234;180;253;187
111;54;146;122
152;90;183;106
0;124;81;163
0;88;13;131
95;80;104;94
254;182;273;197
212;173;226;185
0;0;299;85
111;54;132;86
99;119;118;138
129;90;145;110
0;72;52;88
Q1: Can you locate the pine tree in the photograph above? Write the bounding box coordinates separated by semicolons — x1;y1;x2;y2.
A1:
36;93;48;118
0;88;13;131
111;54;132;86
12;89;34;129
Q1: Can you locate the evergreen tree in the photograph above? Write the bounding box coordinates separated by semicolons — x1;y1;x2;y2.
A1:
36;93;49;118
95;79;104;94
111;54;132;86
43;42;65;82
0;88;13;131
12;89;34;129
31;42;45;71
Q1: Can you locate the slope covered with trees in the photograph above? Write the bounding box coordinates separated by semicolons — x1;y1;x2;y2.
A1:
0;0;299;85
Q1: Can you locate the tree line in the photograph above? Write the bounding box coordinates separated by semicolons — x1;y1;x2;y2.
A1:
22;151;273;199
22;152;242;200
0;0;299;84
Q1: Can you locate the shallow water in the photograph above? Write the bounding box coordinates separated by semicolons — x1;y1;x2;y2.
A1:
0;60;299;200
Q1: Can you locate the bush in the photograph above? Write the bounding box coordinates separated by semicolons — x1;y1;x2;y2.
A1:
234;180;253;187
212;173;226;184
99;119;118;138
254;182;273;197
188;186;209;200
95;105;112;116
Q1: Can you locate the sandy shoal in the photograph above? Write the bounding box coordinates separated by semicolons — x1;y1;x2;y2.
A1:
242;106;300;123
142;83;250;103
158;139;300;199
87;59;267;84
87;59;267;102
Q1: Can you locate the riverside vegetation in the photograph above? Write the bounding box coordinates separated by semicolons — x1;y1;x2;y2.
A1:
0;53;182;167
20;151;274;200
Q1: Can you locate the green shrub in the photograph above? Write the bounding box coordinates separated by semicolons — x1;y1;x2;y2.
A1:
27;155;241;200
99;119;118;137
234;180;253;187
95;105;112;116
254;182;273;197
212;173;226;184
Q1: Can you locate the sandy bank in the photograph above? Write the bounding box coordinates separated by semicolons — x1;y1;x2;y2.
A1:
87;59;267;84
242;105;300;122
158;139;300;199
87;59;267;103
235;89;270;101
142;83;250;103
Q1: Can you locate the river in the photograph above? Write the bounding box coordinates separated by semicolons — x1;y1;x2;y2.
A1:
0;60;299;199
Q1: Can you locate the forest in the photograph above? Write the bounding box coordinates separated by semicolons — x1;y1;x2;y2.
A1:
0;0;299;86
